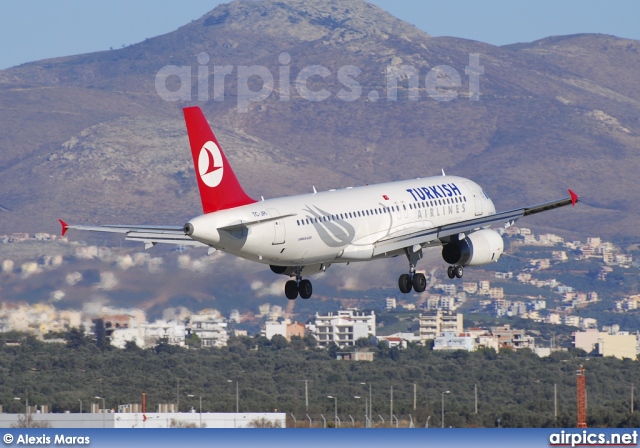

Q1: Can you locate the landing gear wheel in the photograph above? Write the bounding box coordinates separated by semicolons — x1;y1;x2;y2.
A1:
299;279;313;299
455;265;464;279
398;274;413;294
412;273;427;293
447;266;456;279
285;280;299;300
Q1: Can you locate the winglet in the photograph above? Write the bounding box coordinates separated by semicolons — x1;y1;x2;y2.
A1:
569;189;579;206
59;219;68;237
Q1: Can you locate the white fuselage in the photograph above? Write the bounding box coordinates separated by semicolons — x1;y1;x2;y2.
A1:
186;175;496;268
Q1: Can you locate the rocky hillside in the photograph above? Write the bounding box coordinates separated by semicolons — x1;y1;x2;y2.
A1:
0;0;638;241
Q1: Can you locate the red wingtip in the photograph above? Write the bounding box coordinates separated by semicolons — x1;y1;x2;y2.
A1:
569;189;579;206
59;219;68;237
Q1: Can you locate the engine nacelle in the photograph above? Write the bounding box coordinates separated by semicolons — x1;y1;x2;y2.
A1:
270;265;296;276
441;229;504;266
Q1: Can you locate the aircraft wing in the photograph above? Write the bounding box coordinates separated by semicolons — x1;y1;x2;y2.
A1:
372;190;578;256
59;220;207;249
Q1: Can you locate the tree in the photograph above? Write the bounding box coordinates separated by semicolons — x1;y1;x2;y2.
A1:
124;340;141;352
303;334;317;349
270;334;288;350
327;342;340;359
253;335;271;350
186;333;201;349
93;319;111;351
65;327;90;349
154;340;182;355
289;335;306;350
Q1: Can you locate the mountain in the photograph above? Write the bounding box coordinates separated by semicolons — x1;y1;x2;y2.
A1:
0;0;638;242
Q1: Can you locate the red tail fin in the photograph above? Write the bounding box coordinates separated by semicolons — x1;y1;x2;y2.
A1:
183;107;256;213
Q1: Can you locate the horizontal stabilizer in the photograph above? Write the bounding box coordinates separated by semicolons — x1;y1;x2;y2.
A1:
125;231;207;247
59;222;207;248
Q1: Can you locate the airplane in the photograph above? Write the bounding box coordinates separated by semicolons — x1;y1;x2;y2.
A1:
60;106;579;300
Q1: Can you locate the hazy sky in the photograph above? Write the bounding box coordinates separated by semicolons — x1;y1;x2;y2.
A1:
1;0;638;70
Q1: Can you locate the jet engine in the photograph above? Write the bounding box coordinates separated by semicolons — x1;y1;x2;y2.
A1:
270;265;296;276
441;229;504;266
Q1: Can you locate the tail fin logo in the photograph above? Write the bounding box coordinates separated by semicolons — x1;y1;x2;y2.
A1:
198;141;224;188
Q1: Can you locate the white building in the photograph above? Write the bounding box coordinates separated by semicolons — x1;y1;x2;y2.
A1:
311;310;375;348
573;329;638;360
141;320;187;348
419;311;463;343
433;332;475;352
385;298;397;310
377;332;420;349
563;315;580;327
0;412;285;428
187;311;229;348
263;319;306;341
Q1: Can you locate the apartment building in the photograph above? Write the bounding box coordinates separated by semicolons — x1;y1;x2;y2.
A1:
311;310;376;348
419;310;463;343
264;319;306;340
490;324;535;350
573;329;638;360
186;311;229;348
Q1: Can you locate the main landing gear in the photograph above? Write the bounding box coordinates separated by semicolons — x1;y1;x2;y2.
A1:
285;267;312;300
398;247;427;294
447;265;464;279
